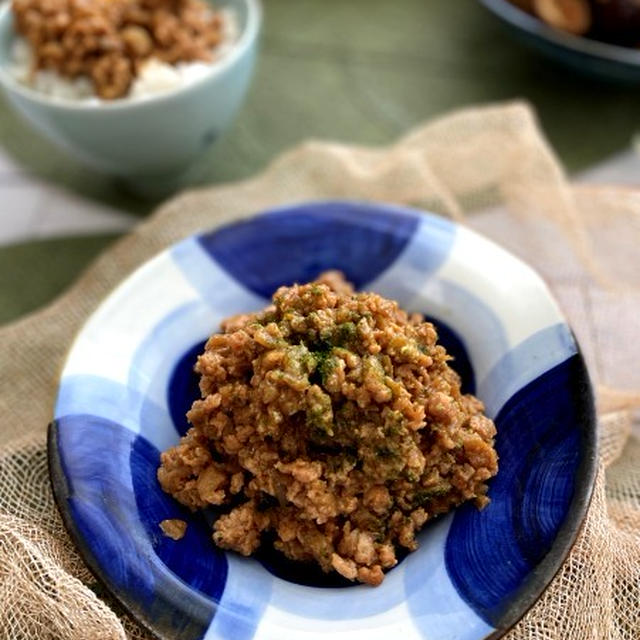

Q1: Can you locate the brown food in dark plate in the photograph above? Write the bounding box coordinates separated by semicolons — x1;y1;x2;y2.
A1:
157;272;498;586
591;0;640;45
508;0;640;46
533;0;592;35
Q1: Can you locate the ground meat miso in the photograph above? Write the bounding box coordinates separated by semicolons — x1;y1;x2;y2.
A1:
12;0;226;99
157;271;498;586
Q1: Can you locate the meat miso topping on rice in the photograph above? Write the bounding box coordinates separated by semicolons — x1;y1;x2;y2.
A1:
157;271;498;586
9;0;237;100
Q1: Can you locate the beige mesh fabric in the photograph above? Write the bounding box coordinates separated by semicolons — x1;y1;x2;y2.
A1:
0;101;638;640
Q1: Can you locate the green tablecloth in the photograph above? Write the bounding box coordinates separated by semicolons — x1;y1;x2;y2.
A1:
2;0;640;324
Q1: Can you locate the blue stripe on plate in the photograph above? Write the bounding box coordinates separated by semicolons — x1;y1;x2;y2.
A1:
130;435;228;602
264;560;407;621
125;299;217;445
366;214;456;306
410;277;509;386
56;375;177;453
127;300;212;399
172;236;268;307
194;201;423;298
55;415;220;638
405;515;495;640
203;555;273;640
445;354;585;624
478;323;577;419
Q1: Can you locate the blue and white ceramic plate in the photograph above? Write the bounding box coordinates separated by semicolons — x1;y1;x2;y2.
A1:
48;201;597;640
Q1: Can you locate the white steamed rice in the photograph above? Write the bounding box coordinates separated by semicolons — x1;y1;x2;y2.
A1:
6;7;238;103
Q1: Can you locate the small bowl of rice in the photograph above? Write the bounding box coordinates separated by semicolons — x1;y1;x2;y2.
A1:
0;0;261;190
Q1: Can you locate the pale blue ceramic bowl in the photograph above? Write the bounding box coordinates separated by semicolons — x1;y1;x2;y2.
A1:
0;0;261;186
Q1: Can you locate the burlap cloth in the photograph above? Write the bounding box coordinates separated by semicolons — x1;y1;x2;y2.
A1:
0;102;638;640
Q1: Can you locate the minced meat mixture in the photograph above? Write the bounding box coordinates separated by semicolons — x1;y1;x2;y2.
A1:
12;0;225;99
159;518;187;540
157;271;498;586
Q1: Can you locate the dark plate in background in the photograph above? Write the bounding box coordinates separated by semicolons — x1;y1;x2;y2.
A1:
479;0;640;82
